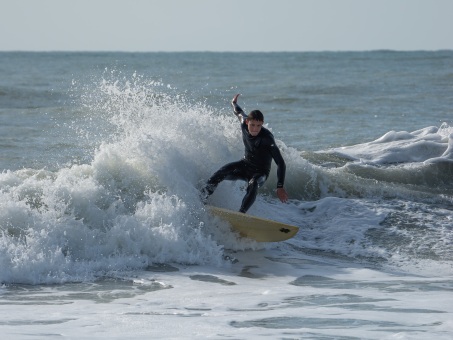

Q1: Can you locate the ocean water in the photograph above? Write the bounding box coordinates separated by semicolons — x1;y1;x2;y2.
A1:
0;51;452;339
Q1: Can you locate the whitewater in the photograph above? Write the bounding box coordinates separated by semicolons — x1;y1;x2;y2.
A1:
0;51;452;339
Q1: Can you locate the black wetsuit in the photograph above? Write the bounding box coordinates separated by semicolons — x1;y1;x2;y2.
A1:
203;102;286;213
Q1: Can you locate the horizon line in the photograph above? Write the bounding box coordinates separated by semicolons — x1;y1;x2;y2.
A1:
1;49;452;53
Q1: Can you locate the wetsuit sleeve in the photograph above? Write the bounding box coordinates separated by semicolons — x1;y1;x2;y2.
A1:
232;102;247;123
270;142;286;188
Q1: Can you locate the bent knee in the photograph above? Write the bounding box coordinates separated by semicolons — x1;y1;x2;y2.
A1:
248;175;266;188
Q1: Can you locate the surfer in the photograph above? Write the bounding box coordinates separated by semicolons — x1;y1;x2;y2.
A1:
201;94;289;213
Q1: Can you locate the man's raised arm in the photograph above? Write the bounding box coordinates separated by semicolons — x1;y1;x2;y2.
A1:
231;94;247;123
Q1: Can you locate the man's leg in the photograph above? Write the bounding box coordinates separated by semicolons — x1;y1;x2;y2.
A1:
200;161;245;203
239;174;267;213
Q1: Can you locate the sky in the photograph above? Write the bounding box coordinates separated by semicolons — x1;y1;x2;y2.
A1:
1;0;453;52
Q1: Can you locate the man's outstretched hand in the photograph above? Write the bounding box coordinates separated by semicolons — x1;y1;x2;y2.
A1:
276;187;289;203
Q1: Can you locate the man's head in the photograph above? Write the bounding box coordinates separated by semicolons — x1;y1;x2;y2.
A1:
246;110;264;137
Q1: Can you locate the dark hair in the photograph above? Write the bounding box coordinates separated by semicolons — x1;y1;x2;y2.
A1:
247;110;264;122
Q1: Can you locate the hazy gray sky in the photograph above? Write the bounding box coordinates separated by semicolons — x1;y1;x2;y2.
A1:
1;0;452;52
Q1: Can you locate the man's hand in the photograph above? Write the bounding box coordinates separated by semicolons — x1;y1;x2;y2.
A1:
276;187;289;203
232;94;240;104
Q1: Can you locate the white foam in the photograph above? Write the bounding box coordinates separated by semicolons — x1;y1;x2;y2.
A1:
331;125;452;165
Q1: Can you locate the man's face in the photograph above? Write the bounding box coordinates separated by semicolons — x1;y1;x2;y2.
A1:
246;119;263;137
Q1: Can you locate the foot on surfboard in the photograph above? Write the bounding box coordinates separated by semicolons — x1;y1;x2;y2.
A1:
223;254;239;263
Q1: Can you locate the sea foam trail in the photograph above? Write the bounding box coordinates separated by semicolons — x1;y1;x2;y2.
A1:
331;124;453;165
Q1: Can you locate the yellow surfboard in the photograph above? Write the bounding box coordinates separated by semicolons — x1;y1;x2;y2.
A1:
208;206;299;242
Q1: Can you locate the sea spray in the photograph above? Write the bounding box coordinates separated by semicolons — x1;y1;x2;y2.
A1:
0;74;242;284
